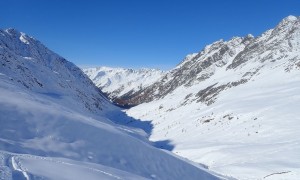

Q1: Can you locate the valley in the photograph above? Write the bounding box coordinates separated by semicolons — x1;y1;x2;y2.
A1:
0;14;299;180
83;16;300;180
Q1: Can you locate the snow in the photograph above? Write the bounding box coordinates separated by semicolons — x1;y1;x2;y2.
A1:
0;28;220;179
125;16;300;180
6;152;147;180
82;66;165;99
0;71;219;180
2;15;299;180
19;33;30;45
127;66;300;180
11;156;30;180
284;15;298;22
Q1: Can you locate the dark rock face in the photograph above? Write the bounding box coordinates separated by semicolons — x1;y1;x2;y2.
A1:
194;78;248;106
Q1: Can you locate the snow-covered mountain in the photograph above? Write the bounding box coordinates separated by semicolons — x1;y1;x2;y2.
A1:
83;67;164;105
0;28;114;115
0;28;220;179
125;16;300;179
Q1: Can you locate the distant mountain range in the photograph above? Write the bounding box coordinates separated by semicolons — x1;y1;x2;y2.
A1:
83;66;164;106
84;15;300;179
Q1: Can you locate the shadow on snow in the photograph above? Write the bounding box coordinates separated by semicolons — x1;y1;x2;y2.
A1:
106;109;175;151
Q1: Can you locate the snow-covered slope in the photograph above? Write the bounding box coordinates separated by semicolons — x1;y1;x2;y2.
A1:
0;29;220;179
126;16;300;179
83;67;164;104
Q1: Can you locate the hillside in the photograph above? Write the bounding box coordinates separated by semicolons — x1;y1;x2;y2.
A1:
0;28;220;180
123;16;300;179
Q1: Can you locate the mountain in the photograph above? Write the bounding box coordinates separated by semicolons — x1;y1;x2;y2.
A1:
124;16;300;179
0;29;220;179
0;28;114;114
83;66;164;106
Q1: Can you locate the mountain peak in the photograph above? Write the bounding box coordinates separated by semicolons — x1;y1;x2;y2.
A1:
277;15;299;28
283;15;298;22
245;34;254;38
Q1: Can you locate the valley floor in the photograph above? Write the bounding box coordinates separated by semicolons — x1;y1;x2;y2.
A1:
126;70;300;180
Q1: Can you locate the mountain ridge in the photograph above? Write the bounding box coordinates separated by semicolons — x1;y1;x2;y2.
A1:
92;15;300;106
124;15;300;179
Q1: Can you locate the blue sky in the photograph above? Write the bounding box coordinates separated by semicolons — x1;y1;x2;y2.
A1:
1;0;299;70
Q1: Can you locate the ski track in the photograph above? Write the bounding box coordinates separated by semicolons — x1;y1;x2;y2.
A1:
1;152;124;180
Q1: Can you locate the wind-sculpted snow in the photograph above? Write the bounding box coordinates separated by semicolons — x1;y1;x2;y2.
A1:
0;29;220;179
